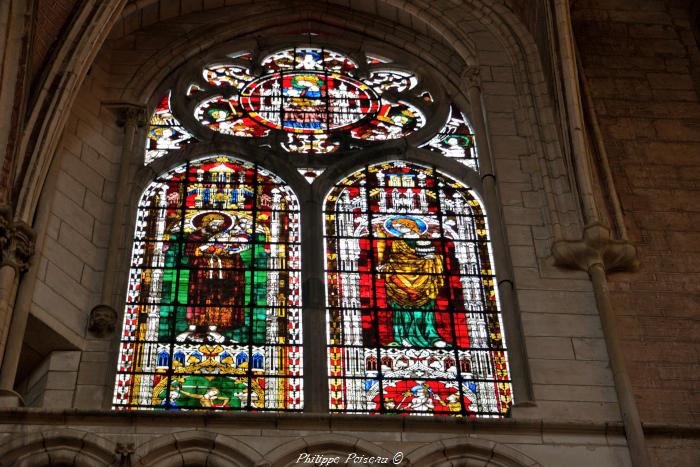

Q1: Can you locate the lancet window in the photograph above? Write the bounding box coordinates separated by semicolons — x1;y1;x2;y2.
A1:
113;156;302;411
324;162;512;416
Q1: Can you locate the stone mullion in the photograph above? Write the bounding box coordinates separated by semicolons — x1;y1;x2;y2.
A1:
463;67;534;406
300;195;328;413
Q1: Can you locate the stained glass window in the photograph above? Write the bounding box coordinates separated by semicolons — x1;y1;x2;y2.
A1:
324;161;512;417
113;155;303;411
144;92;197;165
128;41;512;418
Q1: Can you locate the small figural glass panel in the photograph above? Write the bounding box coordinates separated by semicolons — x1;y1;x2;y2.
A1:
239;72;380;133
145;92;197;165
420;104;479;171
113;155;303;411
324;161;512;417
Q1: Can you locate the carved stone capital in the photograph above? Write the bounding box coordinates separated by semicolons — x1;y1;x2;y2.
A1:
552;223;638;273
88;304;118;337
460;65;481;90
104;104;147;128
0;207;35;273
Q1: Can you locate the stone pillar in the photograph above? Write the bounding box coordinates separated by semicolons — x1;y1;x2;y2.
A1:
462;66;534;405
552;1;651;465
0;0;30;205
0;206;35;403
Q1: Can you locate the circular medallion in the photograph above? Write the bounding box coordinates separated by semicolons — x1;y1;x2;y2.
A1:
240;71;380;134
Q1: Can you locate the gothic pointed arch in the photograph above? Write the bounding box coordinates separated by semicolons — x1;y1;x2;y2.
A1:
108;35;524;417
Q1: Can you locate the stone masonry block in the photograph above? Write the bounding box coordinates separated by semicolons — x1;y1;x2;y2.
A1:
530;358;613;386
77;361;109;386
518;401;622;424
55;172;86;205
60;153;104;196
505;225;534;246
49;351;81;372
41;389;74;408
509;245;538;268
32;282;83;332
58;222;104;271
51;191;94;240
533;384;618;403
522;313;603;338
525;337;575;360
495;159;530;182
81;144;119;182
41;237;84;282
45;371;78;390
83;190;114;221
517;290;597;315
502;206;544;226
74;384;105;409
572;338;610;361
498;182;527;206
44;263;90;311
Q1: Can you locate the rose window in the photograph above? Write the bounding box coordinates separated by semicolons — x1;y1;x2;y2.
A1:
145;46;478;169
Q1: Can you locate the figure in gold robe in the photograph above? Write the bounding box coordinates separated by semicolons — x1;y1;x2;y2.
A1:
378;217;447;347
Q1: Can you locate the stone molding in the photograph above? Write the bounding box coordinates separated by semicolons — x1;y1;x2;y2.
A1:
551;223;638;273
0;206;35;273
0;426;548;467
104;104;147;129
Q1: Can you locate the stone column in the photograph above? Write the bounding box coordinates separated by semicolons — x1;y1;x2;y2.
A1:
552;1;650;465
0;0;30;205
552;225;646;466
0;206;35;402
462;66;534;405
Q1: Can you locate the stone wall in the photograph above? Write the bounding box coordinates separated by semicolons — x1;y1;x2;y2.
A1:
19;54;123;409
572;0;700;464
13;0;619;423
0;413;631;467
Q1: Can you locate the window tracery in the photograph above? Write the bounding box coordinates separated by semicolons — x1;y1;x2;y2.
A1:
141;46;476;165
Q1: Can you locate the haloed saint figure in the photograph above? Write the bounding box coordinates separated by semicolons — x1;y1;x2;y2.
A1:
162;210;268;345
379;217;447;348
